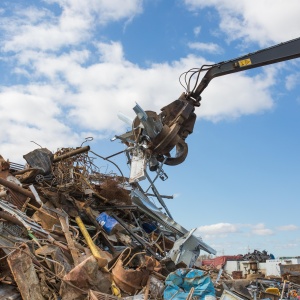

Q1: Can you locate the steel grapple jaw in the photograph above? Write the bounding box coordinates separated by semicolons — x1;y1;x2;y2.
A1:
132;95;197;166
115;96;197;182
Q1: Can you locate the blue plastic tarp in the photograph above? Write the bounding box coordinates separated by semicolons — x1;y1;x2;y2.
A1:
163;268;216;300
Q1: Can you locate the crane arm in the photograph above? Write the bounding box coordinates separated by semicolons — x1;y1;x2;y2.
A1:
124;37;300;170
191;37;300;100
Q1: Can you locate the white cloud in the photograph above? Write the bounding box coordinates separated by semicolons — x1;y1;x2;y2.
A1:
191;219;299;256
15;43;278;124
97;41;125;63
277;225;298;231
199;66;276;121
188;42;223;54
251;223;274;236
195;222;239;236
0;85;82;162
184;0;300;46
45;0;143;24
194;26;201;36
195;222;276;241
1;8;88;52
285;72;300;91
0;0;143;52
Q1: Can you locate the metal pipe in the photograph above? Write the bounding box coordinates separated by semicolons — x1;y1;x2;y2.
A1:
0;211;23;226
144;170;173;219
75;215;108;268
0;178;34;199
145;193;173;199
53;146;90;162
75;216;121;296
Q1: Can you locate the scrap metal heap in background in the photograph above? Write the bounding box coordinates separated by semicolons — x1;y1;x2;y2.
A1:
0;144;216;300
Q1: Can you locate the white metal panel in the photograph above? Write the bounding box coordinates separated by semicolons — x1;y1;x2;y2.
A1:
265;258;300;276
224;261;240;275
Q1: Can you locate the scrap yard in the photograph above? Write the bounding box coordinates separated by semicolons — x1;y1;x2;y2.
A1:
0;6;300;299
0;143;216;300
0;141;299;300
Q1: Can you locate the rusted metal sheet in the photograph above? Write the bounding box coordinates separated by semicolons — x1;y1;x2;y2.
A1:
280;263;300;275
112;258;149;295
35;244;72;276
0;166;32;209
7;244;45;300
60;255;111;300
280;264;300;284
31;206;60;231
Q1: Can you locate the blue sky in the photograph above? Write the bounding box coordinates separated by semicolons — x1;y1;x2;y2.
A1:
0;0;299;257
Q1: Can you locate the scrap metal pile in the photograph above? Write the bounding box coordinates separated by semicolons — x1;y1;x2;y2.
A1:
241;250;275;262
220;278;300;300
0;145;216;300
198;264;300;300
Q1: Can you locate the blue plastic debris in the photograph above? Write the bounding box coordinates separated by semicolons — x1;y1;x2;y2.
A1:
96;212;119;235
163;268;216;300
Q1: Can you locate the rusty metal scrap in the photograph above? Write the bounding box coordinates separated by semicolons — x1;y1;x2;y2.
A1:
0;144;294;300
7;244;45;300
60;255;111;300
1;144;295;300
0;145;176;299
111;248;151;295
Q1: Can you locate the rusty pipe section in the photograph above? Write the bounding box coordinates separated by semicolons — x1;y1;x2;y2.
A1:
0;211;24;226
0;178;34;199
53;146;90;163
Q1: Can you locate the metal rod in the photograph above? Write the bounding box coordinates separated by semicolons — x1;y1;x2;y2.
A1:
145;193;173;199
59;215;79;266
280;280;287;300
53;145;90;162
0;211;23;226
105;149;127;159
0;178;34;199
75;215;108;269
97;205;138;211
144;170;173;219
